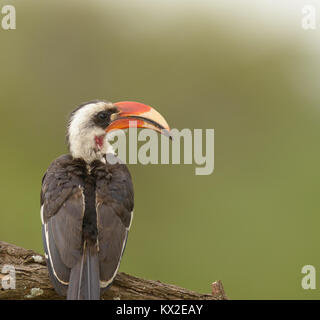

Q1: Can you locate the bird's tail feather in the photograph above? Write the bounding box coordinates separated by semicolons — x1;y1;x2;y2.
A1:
67;242;100;300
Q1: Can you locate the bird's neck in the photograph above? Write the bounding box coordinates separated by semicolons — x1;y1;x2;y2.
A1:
70;138;115;165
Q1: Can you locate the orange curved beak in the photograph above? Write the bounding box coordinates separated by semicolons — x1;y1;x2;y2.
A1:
106;101;171;138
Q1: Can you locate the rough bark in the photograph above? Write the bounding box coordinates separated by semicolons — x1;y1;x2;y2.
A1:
0;241;227;300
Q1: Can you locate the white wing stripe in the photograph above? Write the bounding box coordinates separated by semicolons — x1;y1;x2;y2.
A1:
100;230;128;288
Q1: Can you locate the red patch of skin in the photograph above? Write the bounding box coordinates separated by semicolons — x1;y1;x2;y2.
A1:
114;101;151;117
94;135;105;149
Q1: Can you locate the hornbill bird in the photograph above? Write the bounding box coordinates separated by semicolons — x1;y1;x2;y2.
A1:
40;100;171;300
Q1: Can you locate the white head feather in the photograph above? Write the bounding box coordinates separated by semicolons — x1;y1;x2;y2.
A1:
68;101;115;163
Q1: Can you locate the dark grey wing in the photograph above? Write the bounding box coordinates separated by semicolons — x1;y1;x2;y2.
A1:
41;155;84;296
94;157;134;289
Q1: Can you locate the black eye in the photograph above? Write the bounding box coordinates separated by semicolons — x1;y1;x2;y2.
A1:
97;112;108;120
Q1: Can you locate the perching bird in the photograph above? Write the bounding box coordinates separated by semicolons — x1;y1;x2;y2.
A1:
40;100;171;300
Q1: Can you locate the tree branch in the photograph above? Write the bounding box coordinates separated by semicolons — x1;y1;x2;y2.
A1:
0;241;227;300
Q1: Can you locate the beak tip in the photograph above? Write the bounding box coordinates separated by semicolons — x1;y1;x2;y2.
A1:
162;129;173;140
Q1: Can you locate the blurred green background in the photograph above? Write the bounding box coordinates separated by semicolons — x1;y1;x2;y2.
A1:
1;0;320;299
